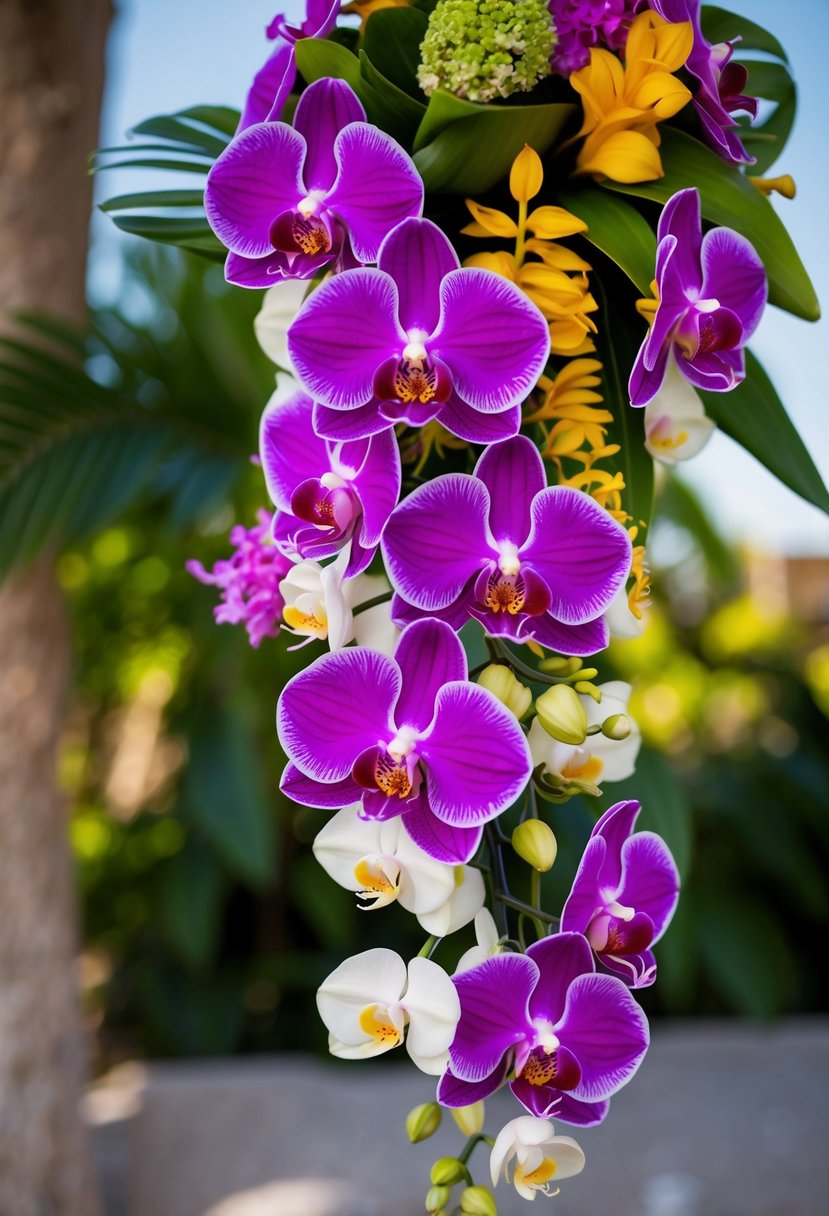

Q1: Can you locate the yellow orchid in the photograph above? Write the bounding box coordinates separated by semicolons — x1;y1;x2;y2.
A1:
570;11;693;183
341;0;410;32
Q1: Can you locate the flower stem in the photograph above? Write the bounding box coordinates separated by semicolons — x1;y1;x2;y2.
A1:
488;638;568;686
352;592;392;616
417;935;437;958
495;891;559;925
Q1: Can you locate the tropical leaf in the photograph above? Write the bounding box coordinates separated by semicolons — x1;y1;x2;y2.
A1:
361;6;429;99
699;349;829;516
596;746;693;878
604;127;819;321
699;6;788;61
557;188;656;295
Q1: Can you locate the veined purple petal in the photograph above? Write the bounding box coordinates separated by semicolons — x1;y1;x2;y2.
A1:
629;336;671;407
556;973;649;1102
680;347;744;392
393;619;467;732
288;269;405;409
545;1092;610;1127
701;226;767;341
601;948;658;989
560;838;607;936
475;437;546;549
644;237;686;369
313;400;390;441
522;488;631;624
377;218;458;335
433;269;550;412
277;647;401;782
402;801;482;864
328;126;424;265
238;42;296;132
260;387;326;512
304;0;341;35
351;427;401;548
526;932;595;1025
205;123;306;258
436;395;521;443
438;1059;509;1107
618;832;680;942
280;762;363;809
420;682;531;825
382;474;492;611
225;247;331;288
657;189;703;290
292;79;366;192
510;1058;583;1119
525;612;609;657
592;800;641;888
391;591;472;633
449;954;538;1082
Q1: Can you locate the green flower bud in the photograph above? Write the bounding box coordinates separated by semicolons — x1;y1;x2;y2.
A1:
477;664;531;719
601;712;632;740
539;655;582;675
535;684;588;745
460;1184;498;1216
512;819;558;872
431;1157;467;1186
426;1184;452;1212
450;1101;485;1136
406;1102;442;1143
417;0;557;104
574;680;602;702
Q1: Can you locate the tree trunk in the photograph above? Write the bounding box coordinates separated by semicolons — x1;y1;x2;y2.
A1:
0;2;111;1213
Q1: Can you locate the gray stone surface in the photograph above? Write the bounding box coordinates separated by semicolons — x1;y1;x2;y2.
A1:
87;1020;829;1216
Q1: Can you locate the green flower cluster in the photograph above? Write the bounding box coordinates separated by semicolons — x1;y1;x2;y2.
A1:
417;0;557;103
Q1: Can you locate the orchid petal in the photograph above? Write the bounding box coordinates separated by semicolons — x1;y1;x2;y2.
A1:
317;948;406;1044
433;269;550;412
526;932;595;1025
313;399;390;440
353;427;401;549
556;973;649;1102
393;619;467;733
292;78;365;192
436;396;521;443
260;386;327;511
701;227;767;341
656;188;703;292
238;41;296;132
618;832;680;942
312;804;385;890
403;957;461;1061
401;802;483;864
475;436;546;549
560;837;607;935
277;647;400;782
280;763;363;809
225;247;331;289
328;127;424;265
288;269;405;409
449;954;538;1082
544;1092;610;1127
591;798;641;887
526;612;609;656
377;217;458;335
205;123;306;258
417;866;485;936
438;1058;510;1106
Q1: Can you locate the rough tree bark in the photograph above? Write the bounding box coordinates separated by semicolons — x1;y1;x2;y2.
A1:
0;2;112;1212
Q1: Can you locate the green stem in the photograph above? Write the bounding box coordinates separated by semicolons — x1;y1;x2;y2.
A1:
352;591;392;616
529;869;546;940
417;935;437;958
458;1133;490;1166
489;638;568;686
496;891;559;925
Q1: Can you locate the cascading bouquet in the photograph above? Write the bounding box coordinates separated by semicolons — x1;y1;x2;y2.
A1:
98;0;824;1208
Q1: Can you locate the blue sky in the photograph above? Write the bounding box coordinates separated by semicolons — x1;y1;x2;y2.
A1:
94;0;829;555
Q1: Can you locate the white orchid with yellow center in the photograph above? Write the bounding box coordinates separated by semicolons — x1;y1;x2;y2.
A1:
278;548;396;652
490;1115;586;1200
529;680;641;795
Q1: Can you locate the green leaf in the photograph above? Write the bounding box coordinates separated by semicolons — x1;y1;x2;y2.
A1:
657;476;740;586
737;60;797;175
361;6;429;98
604;127;819;321
699;349;829;516
100;189;206;212
185;707;275;889
557;188;656;295
110;214;223;256
699;6;788;62
358;51;426;147
597;747;693;878
295;36;362;92
697;884;796;1016
413;93;575;195
130;112;232;158
158;838;226;972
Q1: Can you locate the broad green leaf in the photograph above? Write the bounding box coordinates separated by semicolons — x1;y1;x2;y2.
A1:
738;60;797;175
604;128;819;321
557;188;656;295
295;36;362;92
177;104;241;137
699;349;829;516
413;98;575;195
596;746;693;878
699;6;788;62
111;215;223;255
361;6;429;99
413;87;487;150
358;51;425;147
186;707;275;889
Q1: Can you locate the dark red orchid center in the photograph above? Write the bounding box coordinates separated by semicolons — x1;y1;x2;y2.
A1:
351;729;423;803
521;1044;581;1091
373;339;453;409
270;204;333;257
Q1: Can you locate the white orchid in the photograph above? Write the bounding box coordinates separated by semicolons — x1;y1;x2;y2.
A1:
644;358;716;465
604;578;646;639
317;948;460;1075
490;1116;585;1201
529;680;641;790
313;806;485;933
279;548;397;653
253;280;308;375
454;909;504;975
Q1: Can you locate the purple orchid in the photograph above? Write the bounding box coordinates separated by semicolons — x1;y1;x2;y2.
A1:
439;931;649;1126
287;218;550;445
277;618;531;864
561;800;679;988
237;1;340;133
382;436;631;656
649;0;758;164
186;509;293;648
629;188;767;406
260;386;401;578
206;78;424;289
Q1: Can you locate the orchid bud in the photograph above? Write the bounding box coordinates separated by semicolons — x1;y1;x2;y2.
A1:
538;655;582;676
406;1102;442;1143
460;1184;498;1216
601;713;631;740
535;684;587;745
451;1101;485;1136
574;680;602;702
426;1184;451;1213
477;664;531;719
512;820;558;872
431;1157;466;1186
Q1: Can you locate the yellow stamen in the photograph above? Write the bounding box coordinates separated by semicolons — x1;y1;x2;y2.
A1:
353;859;396;896
358;1004;402;1046
522;1051;558;1086
375;754;413;799
561;754;604;782
283;605;327;634
518;1158;558;1187
485;576;525;615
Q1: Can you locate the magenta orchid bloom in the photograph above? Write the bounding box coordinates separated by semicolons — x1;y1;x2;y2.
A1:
382;436;631;656
548;0;643;76
650;0;758;164
277;618;531;864
287;218;551;444
629;188;767;406
439;932;649;1126
561;800;680;988
206;78;424;289
260;386;401;578
186;510;293;648
238;1;340;133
